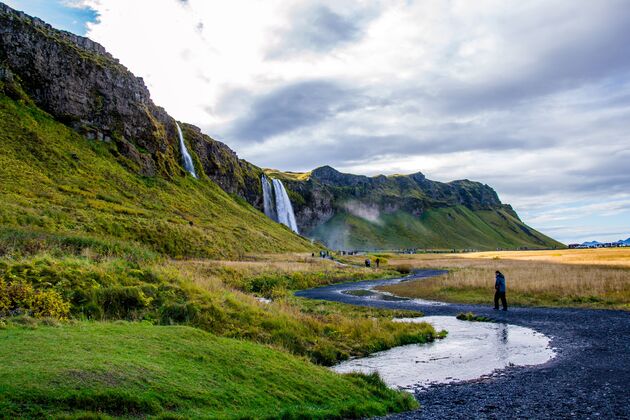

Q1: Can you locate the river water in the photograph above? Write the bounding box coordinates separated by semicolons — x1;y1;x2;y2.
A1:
332;315;556;391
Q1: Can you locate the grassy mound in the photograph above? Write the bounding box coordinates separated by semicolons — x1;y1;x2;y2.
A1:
0;321;417;419
0;93;313;259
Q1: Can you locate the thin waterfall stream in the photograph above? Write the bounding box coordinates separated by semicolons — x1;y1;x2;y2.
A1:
176;122;197;178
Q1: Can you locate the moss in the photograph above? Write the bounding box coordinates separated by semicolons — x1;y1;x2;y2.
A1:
456;312;493;322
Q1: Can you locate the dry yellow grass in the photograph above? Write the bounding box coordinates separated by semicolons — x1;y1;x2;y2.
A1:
459;248;630;267
373;249;630;310
171;253;381;295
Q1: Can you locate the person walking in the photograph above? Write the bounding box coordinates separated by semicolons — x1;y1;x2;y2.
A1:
375;257;380;268
494;271;507;311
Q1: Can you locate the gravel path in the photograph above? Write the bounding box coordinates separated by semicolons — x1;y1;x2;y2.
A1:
295;271;630;419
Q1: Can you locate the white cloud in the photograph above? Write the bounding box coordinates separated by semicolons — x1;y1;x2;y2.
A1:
80;0;630;241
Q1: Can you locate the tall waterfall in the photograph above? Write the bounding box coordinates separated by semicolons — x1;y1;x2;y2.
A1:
260;175;299;234
176;123;197;178
273;179;299;233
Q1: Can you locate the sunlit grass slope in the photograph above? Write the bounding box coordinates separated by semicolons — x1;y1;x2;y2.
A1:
0;93;313;258
0;321;417;419
311;206;563;250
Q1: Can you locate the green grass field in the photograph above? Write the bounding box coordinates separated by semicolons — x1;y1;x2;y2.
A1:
0;321;417;419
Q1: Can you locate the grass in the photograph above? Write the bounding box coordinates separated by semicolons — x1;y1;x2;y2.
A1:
372;249;630;310
0;252;438;365
0;321;418;419
456;312;493;322
310;206;562;251
0;93;314;259
458;248;630;267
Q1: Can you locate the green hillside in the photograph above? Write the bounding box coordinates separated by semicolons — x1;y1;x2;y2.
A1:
272;165;563;251
311;206;563;250
0;92;313;258
0;321;416;419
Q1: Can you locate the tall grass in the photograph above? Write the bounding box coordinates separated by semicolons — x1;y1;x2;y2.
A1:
0;252;437;365
376;250;630;309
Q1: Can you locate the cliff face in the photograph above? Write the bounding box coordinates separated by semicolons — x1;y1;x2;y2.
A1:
281;166;508;232
273;166;560;250
0;3;263;208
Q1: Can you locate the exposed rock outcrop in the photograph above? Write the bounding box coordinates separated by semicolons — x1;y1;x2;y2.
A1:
279;166;509;233
0;2;263;207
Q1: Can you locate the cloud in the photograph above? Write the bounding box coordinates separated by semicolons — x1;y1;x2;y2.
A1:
228;80;359;141
266;4;374;58
71;0;630;241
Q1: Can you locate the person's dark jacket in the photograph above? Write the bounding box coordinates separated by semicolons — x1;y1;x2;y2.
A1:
495;273;506;293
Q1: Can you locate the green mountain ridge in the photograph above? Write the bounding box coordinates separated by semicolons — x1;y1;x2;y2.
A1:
269;166;563;250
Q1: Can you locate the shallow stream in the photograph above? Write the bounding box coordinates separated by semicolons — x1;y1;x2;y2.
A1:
332;315;556;391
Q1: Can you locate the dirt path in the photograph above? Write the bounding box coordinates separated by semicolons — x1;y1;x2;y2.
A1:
295;271;630;419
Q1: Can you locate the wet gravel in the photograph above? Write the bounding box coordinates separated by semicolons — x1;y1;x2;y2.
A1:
295;271;630;419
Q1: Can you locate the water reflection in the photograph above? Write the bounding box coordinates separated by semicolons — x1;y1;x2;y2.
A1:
332;316;555;391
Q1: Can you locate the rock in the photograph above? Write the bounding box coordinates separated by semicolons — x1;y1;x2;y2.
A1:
0;2;267;211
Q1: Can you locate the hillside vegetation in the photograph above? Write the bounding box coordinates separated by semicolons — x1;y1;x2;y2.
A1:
311;206;561;251
0;92;312;259
273;166;563;251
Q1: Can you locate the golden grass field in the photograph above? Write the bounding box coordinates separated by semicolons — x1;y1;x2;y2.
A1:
369;248;630;310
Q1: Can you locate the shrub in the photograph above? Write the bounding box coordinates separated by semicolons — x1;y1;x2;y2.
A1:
159;303;200;324
393;264;413;274
0;277;70;319
94;286;153;320
456;312;492;322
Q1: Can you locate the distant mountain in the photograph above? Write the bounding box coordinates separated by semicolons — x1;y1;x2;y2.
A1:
267;166;563;251
573;238;630;248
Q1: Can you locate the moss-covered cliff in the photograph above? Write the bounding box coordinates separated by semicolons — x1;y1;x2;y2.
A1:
269;166;563;250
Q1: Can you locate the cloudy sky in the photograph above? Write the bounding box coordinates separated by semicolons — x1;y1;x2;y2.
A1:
7;0;630;243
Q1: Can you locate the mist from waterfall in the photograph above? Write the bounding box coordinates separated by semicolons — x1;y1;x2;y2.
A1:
261;175;299;234
176;122;197;178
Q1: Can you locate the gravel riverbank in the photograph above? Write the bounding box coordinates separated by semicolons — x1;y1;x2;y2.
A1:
295;271;630;419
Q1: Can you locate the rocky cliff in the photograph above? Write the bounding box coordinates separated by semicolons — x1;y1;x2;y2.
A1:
271;166;562;250
0;2;263;208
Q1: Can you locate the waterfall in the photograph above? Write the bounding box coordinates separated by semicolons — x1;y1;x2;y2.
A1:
260;175;299;234
176;122;197;178
272;178;299;234
261;175;277;221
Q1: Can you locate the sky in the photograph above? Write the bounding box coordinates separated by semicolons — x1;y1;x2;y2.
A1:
6;0;630;244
